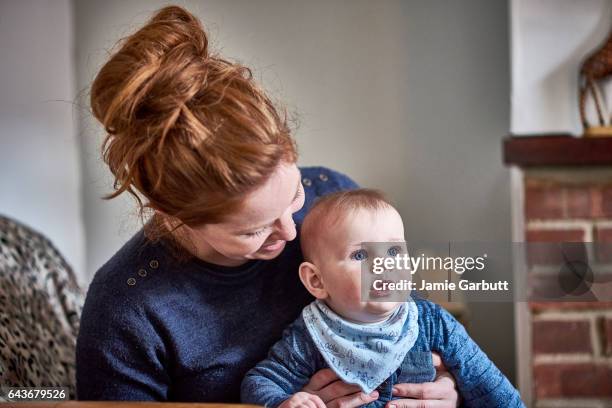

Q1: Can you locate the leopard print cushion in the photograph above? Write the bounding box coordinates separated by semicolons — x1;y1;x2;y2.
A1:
0;215;83;400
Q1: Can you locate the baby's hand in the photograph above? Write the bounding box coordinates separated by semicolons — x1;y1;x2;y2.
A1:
279;391;326;408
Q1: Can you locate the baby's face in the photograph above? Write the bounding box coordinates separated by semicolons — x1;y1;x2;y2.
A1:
315;206;406;323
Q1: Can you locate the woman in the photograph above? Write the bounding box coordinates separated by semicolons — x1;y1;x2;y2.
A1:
76;5;459;407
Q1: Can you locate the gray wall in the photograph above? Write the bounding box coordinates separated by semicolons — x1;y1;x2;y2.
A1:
0;0;85;280
511;0;612;135
74;0;514;381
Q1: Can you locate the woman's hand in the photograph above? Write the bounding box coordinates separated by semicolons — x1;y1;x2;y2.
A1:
385;352;460;408
300;368;379;408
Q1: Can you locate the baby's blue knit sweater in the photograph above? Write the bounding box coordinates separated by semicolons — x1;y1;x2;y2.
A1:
241;297;525;408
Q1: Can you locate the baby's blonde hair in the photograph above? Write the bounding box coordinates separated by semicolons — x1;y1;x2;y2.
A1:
300;188;394;262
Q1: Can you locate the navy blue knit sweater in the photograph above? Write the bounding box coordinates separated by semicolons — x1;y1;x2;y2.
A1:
76;227;313;401
76;167;358;401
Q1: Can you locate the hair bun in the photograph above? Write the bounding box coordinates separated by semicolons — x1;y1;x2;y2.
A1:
90;5;210;135
150;5;200;24
146;5;209;57
90;5;296;226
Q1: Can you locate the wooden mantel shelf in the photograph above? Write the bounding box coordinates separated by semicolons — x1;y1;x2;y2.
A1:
503;134;612;167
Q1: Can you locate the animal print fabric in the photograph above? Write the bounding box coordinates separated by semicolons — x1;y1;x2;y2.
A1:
0;215;83;400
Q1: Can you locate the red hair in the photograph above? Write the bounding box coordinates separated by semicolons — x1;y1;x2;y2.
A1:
90;5;297;231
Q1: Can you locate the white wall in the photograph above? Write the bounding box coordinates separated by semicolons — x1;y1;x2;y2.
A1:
74;0;515;381
511;0;612;135
0;0;85;281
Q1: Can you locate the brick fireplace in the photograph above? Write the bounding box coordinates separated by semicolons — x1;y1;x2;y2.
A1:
505;135;612;407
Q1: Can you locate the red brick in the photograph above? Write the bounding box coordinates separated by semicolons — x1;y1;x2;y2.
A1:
533;363;612;398
604;318;612;356
526;230;586;266
589;187;604;218
601;186;612;217
525;186;564;220
595;228;612;242
566;187;591;218
528;272;577;302
530;302;612;312
594;227;612;263
528;273;559;301
587;281;612;302
526;229;585;242
565;186;607;219
529;270;612;303
533;320;592;354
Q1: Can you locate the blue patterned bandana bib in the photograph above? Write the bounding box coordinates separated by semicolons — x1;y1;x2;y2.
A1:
302;299;419;393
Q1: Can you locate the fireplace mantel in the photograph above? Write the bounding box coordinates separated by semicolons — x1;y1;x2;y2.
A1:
503;134;612;167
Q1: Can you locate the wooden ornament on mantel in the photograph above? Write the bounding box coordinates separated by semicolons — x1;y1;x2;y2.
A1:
579;29;612;138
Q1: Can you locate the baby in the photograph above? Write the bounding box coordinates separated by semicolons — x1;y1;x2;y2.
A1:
241;189;524;408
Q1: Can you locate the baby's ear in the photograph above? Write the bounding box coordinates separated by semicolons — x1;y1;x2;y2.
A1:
298;261;328;299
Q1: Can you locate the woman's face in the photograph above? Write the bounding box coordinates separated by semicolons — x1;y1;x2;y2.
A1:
183;162;305;266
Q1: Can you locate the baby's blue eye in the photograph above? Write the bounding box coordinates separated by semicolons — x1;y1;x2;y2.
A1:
350;249;368;261
387;246;402;257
